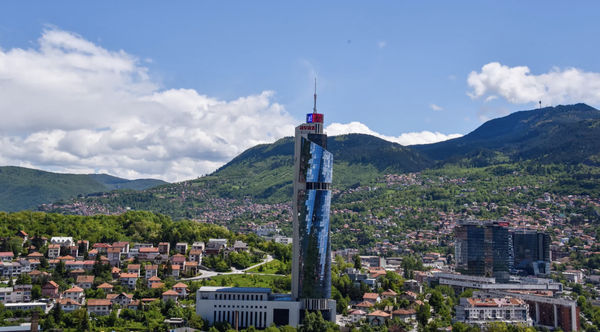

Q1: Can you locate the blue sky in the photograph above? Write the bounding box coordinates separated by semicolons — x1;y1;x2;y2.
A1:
1;1;599;180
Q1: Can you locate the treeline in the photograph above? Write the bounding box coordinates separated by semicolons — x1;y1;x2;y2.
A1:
0;210;231;245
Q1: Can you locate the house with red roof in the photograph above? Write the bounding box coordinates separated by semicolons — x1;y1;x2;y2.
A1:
42;281;59;298
63;286;85;303
120;273;138;289
58;298;82;312
0;252;14;262
162;289;179;302
87;299;111;316
363;292;381;303
367;310;391;326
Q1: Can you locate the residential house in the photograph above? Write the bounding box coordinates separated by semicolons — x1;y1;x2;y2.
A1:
58;298;82;312
158;242;170;255
63;286;85;304
363;293;381;304
0;252;14;262
172;283;188;297
170;254;186;265
97;283;114;294
175;243;188;254
138;247;159;261
171;265;181;278
47;244;61;259
120;273;138;289
107;248;121;266
162;290;179;302
76;275;94;289
145;265;158;279
233;241;248;252
50;236;74;247
191;242;204;251
205;239;227;255
42;281;59;298
87;299;111;316
367;310;391;326
391;308;417;323
348;309;367;323
147;276;162;288
188;249;202;263
68;245;79;258
92;243;111;255
112;242;129;254
381;289;398;302
126;264;141;276
107;292;133;306
184;261;198;276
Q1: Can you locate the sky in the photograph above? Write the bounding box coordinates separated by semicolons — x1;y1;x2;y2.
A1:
1;1;600;182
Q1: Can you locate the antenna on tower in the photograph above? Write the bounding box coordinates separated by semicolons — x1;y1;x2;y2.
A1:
313;78;317;114
539;100;542;109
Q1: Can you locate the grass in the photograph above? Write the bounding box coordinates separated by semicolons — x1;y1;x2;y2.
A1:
205;274;291;293
247;259;286;274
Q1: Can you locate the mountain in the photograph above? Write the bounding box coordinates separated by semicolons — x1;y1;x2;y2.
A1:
413;103;600;166
213;133;433;202
41;134;432;217
41;103;600;219
0;166;167;212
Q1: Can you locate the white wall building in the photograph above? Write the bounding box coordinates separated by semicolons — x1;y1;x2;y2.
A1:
196;287;309;328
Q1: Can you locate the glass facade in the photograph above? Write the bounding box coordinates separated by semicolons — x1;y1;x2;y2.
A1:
512;230;550;275
455;221;511;282
296;136;332;299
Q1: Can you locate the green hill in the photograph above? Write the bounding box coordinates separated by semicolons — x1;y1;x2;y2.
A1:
0;166;166;212
413;103;600;166
41;103;600;221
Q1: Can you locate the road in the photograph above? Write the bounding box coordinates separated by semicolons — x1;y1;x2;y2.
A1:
181;254;275;281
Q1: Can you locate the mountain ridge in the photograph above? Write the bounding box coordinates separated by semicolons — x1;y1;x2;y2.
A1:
0;166;167;212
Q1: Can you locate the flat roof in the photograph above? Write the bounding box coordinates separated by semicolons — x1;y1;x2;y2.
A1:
198;286;271;294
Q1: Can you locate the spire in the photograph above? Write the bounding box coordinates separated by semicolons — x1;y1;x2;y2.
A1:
313;78;317;114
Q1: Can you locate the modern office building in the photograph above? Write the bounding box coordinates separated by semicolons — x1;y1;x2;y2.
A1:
290;85;335;321
511;229;551;276
455;220;512;282
197;85;335;327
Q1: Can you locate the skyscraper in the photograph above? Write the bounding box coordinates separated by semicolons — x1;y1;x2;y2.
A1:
291;83;335;320
454;220;512;282
511;229;551;275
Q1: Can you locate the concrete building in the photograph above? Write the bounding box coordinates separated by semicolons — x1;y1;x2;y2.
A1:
454;294;532;326
196;287;303;329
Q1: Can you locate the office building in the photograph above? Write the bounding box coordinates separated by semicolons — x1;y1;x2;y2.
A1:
454;220;512;282
197;85;335;327
511;230;551;276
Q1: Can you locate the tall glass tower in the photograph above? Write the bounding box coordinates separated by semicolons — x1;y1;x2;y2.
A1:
291;84;335;319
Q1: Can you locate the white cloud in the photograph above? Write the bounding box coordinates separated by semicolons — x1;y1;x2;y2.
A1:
377;41;387;49
467;62;600;105
0;28;295;182
430;104;443;111
326;122;462;146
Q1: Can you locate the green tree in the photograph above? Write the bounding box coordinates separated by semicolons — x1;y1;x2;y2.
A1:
417;303;431;326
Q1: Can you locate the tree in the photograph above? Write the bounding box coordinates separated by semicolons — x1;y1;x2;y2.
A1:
31;285;41;300
417;303;431;326
353;254;362;269
299;311;337;332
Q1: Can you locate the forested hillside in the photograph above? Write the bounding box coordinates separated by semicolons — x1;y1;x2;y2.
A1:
0;166;166;212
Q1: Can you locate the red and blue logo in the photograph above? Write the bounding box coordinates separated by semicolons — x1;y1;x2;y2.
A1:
306;113;323;123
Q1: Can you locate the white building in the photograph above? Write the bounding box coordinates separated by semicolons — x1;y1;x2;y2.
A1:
454;295;532;326
50;237;74;247
196;287;308;328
